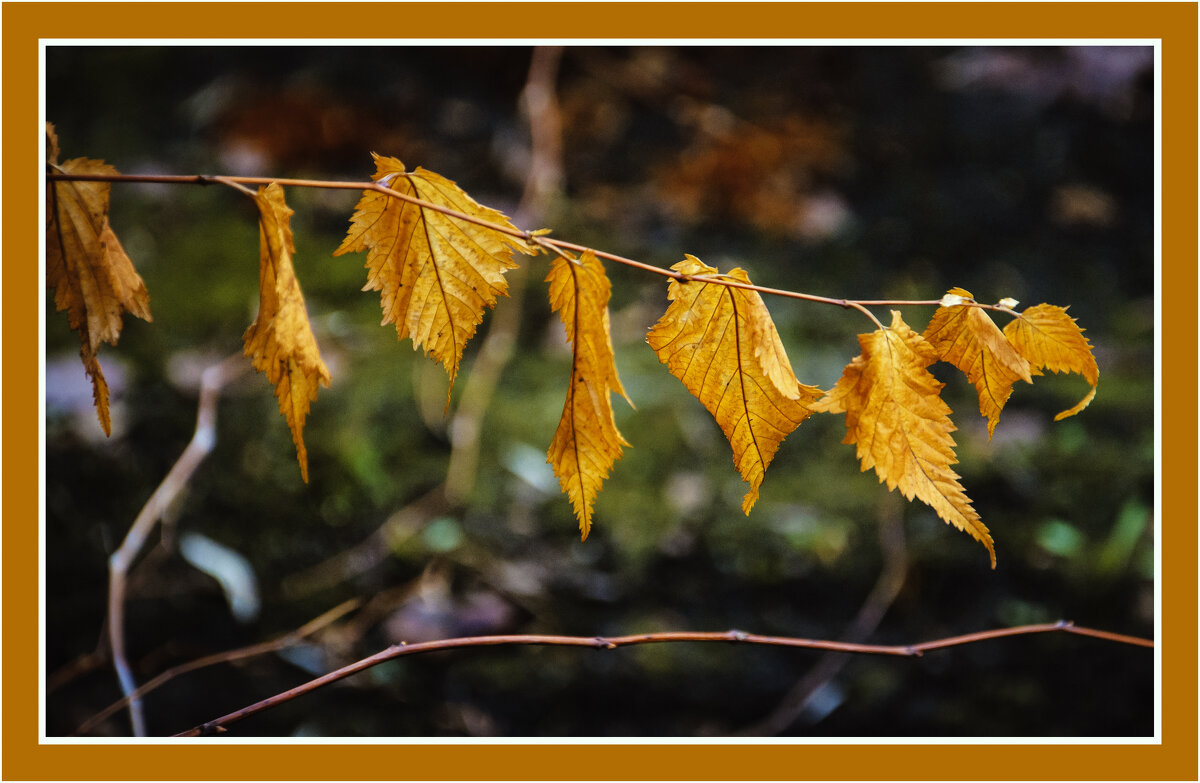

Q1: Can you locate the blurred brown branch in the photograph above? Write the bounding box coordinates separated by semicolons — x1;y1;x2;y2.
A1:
738;494;910;736
445;44;564;504
106;352;248;736
280;46;567;599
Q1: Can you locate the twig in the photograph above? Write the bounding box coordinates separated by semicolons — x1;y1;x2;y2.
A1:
909;621;1154;652
74;597;361;736
106;353;247;736
46;169;978;327
172;621;1152;737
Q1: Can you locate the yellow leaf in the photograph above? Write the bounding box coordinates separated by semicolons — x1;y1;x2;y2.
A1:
545;250;632;539
922;287;1032;439
647;255;821;514
1003;303;1099;420
334;154;531;404
46;123;151;436
243;183;332;483
814;310;996;568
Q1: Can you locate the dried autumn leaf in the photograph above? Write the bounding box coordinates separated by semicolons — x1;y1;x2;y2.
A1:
334;153;531;404
45;123;152;436
814;310;996;567
1003;303;1099;421
922;287;1032;439
545;250;633;539
243;183;331;483
647;255;822;514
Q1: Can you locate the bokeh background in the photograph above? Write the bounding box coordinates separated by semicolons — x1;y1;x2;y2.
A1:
45;45;1155;737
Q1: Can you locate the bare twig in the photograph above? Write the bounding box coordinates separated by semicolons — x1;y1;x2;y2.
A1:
171;620;1152;737
910;621;1154;652
74;597;361;736
106;353;247;736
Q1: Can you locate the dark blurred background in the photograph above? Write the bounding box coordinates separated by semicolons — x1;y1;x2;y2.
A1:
45;45;1154;738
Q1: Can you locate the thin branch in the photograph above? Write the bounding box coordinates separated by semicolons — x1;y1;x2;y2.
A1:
279;485;447;599
45;169;955;327
106;353;248;736
909;621;1154;652
172;620;1152;737
46;629;109;694
73;597;362;737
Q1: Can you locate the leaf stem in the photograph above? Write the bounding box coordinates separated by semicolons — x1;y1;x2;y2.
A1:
211;176;256;197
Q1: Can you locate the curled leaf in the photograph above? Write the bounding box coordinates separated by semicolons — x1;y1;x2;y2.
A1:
922;287;1033;439
243;183;331;482
1002;303;1099;420
46;123;151;435
647;255;821;514
815;310;996;567
545;250;632;539
334;154;532;405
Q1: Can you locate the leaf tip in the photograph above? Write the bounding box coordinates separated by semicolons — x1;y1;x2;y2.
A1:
741;487;759;516
1053;384;1097;421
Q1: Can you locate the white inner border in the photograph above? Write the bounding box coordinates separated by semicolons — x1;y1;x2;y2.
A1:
38;38;1163;747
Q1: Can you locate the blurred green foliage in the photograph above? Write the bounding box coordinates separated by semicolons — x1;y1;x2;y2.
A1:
45;45;1153;737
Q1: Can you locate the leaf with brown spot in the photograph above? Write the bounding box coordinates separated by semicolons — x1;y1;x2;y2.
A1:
1003;303;1099;421
334;154;533;405
46;123;151;435
922;287;1033;439
545;250;632;539
814;310;996;567
243;183;332;482
646;255;822;514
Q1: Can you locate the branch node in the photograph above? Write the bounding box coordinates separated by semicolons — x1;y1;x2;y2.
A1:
593;636;617;650
728;629;748;642
523;230;556;256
